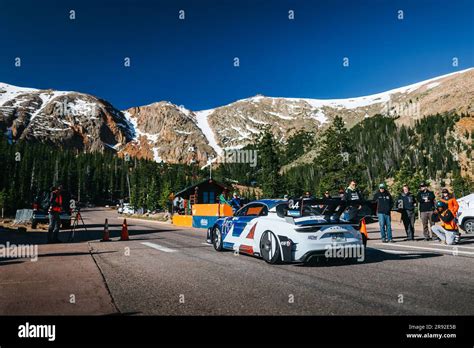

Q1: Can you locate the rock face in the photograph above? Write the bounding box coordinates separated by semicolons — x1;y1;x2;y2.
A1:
0;85;134;152
121;102;216;164
0;68;472;165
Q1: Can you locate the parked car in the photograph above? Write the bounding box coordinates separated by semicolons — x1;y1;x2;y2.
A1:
457;193;474;234
119;203;135;215
32;190;71;229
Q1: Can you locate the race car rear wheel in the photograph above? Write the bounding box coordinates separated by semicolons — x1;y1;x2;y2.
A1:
260;230;281;264
212;227;224;251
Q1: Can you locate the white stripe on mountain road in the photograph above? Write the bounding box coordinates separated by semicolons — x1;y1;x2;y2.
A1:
141;242;177;253
375;249;411;255
373;243;474;256
430;243;474;250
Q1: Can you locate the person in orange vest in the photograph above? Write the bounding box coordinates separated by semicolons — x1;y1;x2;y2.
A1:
431;201;460;245
440;188;459;216
48;185;63;243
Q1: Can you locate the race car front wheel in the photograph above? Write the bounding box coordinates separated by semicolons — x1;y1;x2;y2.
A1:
213;227;224;251
260;230;281;264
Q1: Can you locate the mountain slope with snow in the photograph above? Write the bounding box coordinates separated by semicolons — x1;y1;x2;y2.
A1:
1;68;472;164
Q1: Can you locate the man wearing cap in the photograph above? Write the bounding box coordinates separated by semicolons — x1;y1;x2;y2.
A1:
373;183;394;243
417;182;436;241
431;201;459;245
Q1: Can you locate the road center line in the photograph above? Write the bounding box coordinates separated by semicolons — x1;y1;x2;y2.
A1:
141;242;177;253
373;243;474;256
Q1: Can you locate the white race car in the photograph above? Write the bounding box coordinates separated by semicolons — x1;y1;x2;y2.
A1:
206;198;377;264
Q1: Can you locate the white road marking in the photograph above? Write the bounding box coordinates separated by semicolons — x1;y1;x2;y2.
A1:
201;242;212;246
373;243;474;256
377;249;411;255
430;243;474;250
141;242;177;253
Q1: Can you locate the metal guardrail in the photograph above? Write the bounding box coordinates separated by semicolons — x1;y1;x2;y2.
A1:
13;209;33;225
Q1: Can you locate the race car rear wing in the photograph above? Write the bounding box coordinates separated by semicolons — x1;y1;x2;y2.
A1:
278;198;378;226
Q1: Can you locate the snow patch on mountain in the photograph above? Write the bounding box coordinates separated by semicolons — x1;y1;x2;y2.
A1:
194;109;223;154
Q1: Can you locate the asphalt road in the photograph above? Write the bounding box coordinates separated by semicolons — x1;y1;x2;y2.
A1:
1;207;474;315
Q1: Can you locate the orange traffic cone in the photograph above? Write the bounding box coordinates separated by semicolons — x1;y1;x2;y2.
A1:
120;219;129;241
101;218;111;242
360;217;369;240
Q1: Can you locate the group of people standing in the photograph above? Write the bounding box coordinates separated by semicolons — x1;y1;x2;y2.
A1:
372;181;460;245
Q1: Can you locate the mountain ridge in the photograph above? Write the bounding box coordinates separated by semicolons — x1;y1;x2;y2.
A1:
1;68;472;164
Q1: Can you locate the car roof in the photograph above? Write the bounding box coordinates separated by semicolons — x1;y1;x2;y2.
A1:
251;199;286;209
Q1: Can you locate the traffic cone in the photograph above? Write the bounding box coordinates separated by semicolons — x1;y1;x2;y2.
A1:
101;218;111;242
120;219;129;241
360;217;369;240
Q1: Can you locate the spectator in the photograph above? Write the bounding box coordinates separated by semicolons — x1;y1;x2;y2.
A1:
173;196;185;215
323;191;331;199
343;180;364;201
230;192;241;213
48;185;63;244
417;182;436;241
440;188;459;216
431;201;460;245
397;185;416;241
374;183;394;243
219;189;231;206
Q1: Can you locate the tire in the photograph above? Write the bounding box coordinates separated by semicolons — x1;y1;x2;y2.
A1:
463;219;474;234
260;230;281;264
212;227;224;251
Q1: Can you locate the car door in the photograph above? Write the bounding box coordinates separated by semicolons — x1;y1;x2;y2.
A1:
232;203;267;237
223;203;268;250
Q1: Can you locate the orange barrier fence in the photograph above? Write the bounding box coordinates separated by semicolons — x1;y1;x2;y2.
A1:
172;215;193;227
191;204;233;217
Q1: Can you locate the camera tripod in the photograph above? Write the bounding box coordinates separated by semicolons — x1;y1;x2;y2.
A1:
68;209;88;242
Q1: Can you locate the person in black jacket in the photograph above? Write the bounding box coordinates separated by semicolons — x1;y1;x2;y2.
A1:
416;182;436;241
397;184;416;241
343;180;364;202
373;183;393;243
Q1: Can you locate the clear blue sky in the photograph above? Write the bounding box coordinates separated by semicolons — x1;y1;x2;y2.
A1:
0;0;472;110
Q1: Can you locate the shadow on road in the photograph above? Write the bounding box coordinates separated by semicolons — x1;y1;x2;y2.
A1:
0;225;176;245
296;248;442;267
